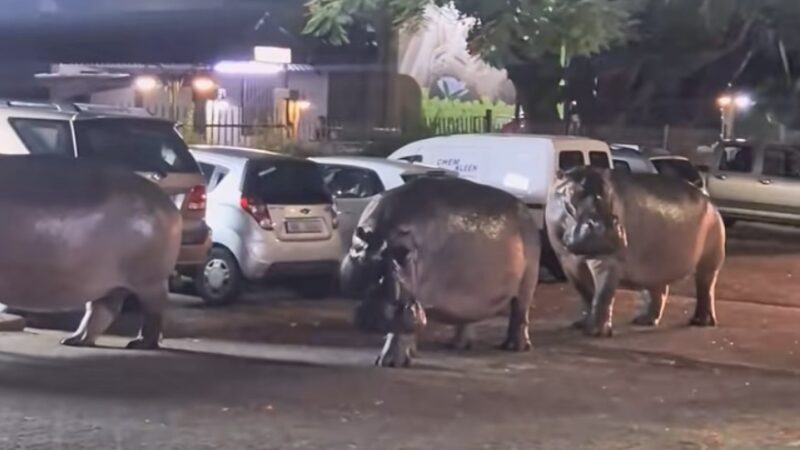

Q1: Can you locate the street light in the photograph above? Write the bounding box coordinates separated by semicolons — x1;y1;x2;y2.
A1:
192;76;216;93
134;75;160;92
717;92;754;140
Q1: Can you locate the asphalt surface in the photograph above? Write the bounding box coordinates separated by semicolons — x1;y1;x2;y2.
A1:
1;223;800;450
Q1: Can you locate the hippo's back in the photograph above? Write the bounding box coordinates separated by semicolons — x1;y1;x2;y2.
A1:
0;156;181;311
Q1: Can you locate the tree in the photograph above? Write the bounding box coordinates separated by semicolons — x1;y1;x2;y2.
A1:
303;0;641;122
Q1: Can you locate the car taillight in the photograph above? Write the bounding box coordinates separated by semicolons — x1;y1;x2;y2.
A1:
327;205;339;229
187;185;207;212
240;196;274;230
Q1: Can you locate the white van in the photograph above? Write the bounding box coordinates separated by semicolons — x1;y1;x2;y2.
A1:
388;134;613;228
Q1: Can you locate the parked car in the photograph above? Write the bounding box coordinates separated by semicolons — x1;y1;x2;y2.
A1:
610;146;658;174
650;155;707;192
0;100;211;280
702;140;800;227
309;156;457;248
191;146;343;304
388;134;614;281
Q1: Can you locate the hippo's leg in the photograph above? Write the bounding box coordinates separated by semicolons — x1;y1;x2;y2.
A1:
690;269;719;327
500;263;538;351
632;285;669;327
449;325;474;351
690;221;724;327
61;291;126;347
566;264;595;330
585;261;619;338
375;333;416;368
126;284;167;350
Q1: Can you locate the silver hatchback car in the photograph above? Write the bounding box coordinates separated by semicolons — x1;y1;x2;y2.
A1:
190;146;343;304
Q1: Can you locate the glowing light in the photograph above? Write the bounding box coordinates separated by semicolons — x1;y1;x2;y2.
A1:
192;76;216;93
213;61;283;75
297;100;312;110
735;94;753;110
134;75;160;92
717;95;733;108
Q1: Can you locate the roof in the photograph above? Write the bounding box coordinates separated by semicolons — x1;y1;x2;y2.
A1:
309;156;443;172
423;133;606;144
0;100;168;121
190;145;306;163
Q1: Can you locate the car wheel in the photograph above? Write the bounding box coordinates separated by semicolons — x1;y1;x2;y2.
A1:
195;247;243;306
297;274;338;299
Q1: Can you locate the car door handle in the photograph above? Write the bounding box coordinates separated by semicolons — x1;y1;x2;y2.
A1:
714;174;727;180
759;179;772;185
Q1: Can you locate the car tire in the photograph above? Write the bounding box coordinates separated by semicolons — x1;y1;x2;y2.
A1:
195;247;243;306
297;274;338;299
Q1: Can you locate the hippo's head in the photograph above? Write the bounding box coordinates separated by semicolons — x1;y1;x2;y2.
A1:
344;226;427;335
551;167;627;257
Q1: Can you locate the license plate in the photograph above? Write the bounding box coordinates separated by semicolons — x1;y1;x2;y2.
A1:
285;219;324;234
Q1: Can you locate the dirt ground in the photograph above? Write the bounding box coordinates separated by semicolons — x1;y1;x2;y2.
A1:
1;223;800;450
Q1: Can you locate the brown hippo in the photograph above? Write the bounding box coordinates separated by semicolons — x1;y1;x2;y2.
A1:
545;167;725;337
0;156;182;349
341;177;541;367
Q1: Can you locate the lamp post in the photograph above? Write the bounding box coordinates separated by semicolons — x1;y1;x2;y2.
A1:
717;93;753;140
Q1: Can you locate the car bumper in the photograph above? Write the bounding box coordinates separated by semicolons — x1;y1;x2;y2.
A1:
176;236;212;273
240;240;343;281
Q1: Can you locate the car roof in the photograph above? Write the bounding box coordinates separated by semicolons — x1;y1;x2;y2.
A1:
650;155;691;161
611;147;648;158
309;156;443;172
0;100;169;122
414;133;607;146
191;145;310;164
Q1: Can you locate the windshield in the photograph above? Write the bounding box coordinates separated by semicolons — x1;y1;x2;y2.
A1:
74;119;198;174
243;159;332;205
652;159;703;185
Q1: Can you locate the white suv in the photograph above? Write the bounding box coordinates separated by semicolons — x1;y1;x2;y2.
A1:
0;101;211;278
191;146;343;304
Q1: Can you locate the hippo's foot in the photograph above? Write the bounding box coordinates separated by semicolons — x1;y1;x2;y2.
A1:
584;321;614;338
448;325;474;351
632;314;660;327
60;335;95;347
571;316;589;330
498;336;532;352
125;338;160;350
375;333;415;368
689;314;717;328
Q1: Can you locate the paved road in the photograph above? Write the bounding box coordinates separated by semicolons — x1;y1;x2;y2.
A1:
2;223;800;449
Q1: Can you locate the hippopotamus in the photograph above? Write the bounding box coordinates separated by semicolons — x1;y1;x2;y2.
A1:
0;156;182;349
341;177;541;367
545;167;725;337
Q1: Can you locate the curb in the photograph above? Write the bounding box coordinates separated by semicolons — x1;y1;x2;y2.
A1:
0;313;26;332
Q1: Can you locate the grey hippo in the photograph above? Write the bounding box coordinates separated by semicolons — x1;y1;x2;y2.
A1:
341;177;541;367
0;156;182;349
546;167;725;337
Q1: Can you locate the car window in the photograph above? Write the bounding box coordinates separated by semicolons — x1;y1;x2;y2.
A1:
589;151;611;168
243;159;331;205
198;162;216;184
719;145;754;173
9;119;73;155
74;118;198;174
559;151;585;170
652;159;703;185
613;160;631;174
763;146;800;179
320;165;384;198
